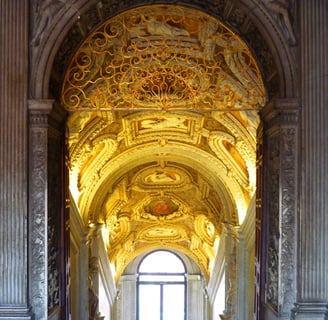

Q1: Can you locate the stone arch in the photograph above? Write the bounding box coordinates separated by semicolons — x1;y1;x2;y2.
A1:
29;0;298;100
27;1;300;319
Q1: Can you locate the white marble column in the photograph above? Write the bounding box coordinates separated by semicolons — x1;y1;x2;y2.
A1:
89;224;117;319
70;195;89;320
187;274;205;320
237;194;256;320
0;1;31;318
292;1;328;318
117;275;137;320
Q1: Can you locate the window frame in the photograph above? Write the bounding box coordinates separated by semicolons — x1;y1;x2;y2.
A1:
136;250;187;320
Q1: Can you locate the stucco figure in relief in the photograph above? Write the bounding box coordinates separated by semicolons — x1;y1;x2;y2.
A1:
88;256;100;320
32;0;66;46
264;0;297;45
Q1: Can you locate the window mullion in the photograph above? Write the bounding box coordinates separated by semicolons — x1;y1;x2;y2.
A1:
160;283;164;320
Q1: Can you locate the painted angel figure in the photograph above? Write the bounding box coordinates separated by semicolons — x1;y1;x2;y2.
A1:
263;0;297;45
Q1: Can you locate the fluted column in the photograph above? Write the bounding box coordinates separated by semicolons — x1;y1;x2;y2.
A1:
292;1;328;318
261;99;299;319
0;0;32;318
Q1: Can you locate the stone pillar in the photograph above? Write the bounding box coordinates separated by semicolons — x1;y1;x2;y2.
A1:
0;1;32;318
187;274;205;320
292;1;328;318
89;224;117;319
237;195;256;320
261;99;299;319
28;100;54;320
70;197;89;320
117;275;137;320
219;224;239;320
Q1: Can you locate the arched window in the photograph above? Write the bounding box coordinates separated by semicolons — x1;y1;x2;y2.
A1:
137;250;187;320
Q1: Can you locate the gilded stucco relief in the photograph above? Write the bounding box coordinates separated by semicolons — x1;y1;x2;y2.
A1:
64;5;265;281
62;6;265;112
66;109;259;280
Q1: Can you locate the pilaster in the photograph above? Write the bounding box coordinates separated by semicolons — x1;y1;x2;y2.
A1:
70;195;89;320
0;0;32;318
238;194;256;320
219;224;239;320
292;1;328;318
28;100;54;320
261;98;299;318
117;275;137;320
90;224;117;317
187;275;205;320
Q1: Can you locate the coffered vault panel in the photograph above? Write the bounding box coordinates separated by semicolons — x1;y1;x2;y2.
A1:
64;5;264;280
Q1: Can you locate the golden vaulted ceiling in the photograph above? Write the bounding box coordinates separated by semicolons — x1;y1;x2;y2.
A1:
63;5;265;280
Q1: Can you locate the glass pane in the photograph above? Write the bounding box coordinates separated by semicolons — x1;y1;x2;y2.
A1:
163;284;185;320
139;274;185;282
139;251;185;273
139;284;160;320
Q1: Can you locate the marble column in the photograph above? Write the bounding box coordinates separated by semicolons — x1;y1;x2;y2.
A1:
292;1;328;318
187;274;205;320
0;0;32;318
117;275;137;320
261;99;299;319
89;224;117;319
219;224;239;320
70;196;89;320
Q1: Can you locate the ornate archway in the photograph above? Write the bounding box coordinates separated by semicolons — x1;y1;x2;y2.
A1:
27;1;299;319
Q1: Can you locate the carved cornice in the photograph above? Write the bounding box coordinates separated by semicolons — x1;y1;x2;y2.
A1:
28;99;54;125
261;98;299;128
28;100;67;135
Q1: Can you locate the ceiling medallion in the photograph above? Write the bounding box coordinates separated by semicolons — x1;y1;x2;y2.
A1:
62;5;265;111
144;198;179;216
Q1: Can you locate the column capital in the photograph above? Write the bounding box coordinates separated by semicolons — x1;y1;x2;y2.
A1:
28;99;55;111
261;98;300;126
28;99;67;129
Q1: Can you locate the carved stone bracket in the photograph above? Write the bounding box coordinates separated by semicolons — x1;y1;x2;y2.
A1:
261;98;299;316
28;99;54;320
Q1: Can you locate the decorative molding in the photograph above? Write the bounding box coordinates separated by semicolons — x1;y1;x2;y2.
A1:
292;302;328;320
0;306;33;320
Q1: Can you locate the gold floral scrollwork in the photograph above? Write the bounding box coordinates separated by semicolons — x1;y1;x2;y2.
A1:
61;5;265;111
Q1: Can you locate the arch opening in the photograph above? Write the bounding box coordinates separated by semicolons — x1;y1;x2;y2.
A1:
61;4;268;320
